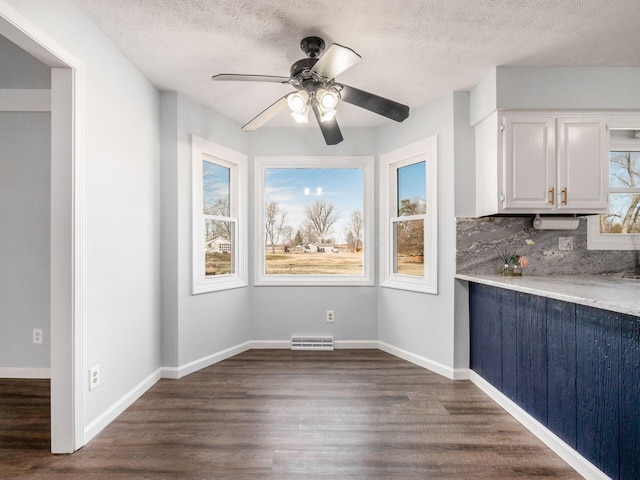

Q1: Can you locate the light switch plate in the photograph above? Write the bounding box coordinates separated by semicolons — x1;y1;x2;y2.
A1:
559;237;574;251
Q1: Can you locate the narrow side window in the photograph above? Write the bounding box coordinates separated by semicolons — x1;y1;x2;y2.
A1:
380;136;438;294
192;136;247;293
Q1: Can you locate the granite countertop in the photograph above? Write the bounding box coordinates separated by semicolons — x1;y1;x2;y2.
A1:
455;273;640;317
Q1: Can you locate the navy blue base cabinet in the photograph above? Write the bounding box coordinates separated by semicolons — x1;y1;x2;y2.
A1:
469;283;640;480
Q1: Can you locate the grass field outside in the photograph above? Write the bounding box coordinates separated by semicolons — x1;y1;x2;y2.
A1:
205;252;232;276
264;248;425;276
395;254;425;277
265;250;363;275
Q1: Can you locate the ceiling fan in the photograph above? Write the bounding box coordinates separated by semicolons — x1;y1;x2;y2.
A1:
212;36;410;145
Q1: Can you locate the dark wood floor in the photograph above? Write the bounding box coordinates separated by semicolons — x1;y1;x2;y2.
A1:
1;350;582;479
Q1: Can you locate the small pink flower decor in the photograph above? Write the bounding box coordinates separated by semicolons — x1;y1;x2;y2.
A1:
498;250;528;276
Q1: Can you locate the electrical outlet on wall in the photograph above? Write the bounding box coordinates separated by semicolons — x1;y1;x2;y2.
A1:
89;365;101;391
33;329;42;344
326;310;335;323
559;236;574;251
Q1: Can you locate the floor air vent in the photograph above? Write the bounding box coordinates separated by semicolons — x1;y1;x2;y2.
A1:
291;336;334;351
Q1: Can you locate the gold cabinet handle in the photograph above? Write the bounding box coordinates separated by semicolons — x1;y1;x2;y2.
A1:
549;187;555;205
562;187;567;205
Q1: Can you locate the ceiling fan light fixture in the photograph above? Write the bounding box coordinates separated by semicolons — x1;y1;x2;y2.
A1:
317;88;339;111
287;91;309;114
213;36;409;145
291;110;310;123
319;108;337;123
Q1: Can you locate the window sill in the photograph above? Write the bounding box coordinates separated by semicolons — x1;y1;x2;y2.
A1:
381;278;437;294
192;278;248;295
254;275;374;287
586;215;640;250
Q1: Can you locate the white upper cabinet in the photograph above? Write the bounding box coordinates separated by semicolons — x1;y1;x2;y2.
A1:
555;118;608;211
502;115;556;211
474;112;609;215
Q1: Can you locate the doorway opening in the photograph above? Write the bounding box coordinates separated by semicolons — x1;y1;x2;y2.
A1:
0;7;84;453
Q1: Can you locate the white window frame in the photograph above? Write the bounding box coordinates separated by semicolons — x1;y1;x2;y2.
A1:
588;120;640;250
254;156;374;286
192;135;247;293
380;136;438;294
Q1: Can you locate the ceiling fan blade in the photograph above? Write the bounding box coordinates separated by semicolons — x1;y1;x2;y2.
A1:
241;95;291;132
340;84;409;122
212;74;291;84
311;104;343;145
310;43;361;80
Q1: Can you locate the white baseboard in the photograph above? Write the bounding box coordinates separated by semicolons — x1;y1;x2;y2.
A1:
469;371;608;480
161;341;252;379
0;367;51;379
248;339;379;350
334;340;378;349
378;342;466;380
249;340;290;349
84;368;162;444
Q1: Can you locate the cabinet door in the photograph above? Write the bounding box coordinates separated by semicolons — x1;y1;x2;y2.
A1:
556;118;608;212
501;115;556;211
576;305;621;480
546;299;577;449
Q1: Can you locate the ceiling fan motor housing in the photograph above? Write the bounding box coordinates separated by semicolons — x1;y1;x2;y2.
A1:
300;36;325;58
290;57;318;78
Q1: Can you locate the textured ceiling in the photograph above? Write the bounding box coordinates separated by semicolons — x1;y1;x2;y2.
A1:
71;0;640;128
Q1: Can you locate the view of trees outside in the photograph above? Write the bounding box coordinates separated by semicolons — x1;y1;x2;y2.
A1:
600;151;640;234
203;160;233;276
394;161;427;276
264;168;364;274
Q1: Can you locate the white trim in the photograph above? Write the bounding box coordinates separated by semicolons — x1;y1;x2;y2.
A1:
587;214;640;250
0;2;85;454
0;88;50;111
469;371;609;480
334;340;378;349
587;120;640;250
378;341;464;380
253;156;375;287
0;367;51;378
161;341;252;379
160;340;382;378
249;340;291;349
191;135;248;294
380;136;438;294
84;368;162;444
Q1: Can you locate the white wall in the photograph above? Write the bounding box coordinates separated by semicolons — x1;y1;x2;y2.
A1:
5;0;162;430
0;33;50;86
0;112;50;369
0;34;51;371
376;93;462;375
248;127;379;344
160;91;252;370
471;66;640;124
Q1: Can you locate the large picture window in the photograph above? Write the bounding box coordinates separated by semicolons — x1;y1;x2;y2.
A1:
192;136;247;293
254;156;374;286
380;136;438;294
588;127;640;250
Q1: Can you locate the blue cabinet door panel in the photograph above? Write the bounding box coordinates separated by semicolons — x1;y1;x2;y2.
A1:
501;289;518;402
620;314;640;480
576;305;621;480
516;292;548;425
480;285;503;390
469;283;484;374
546;299;577;449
